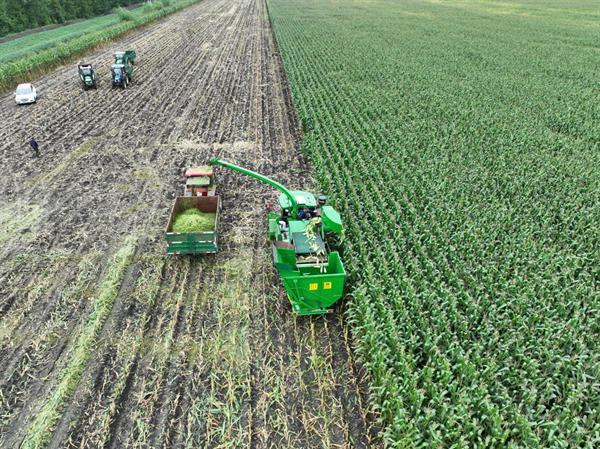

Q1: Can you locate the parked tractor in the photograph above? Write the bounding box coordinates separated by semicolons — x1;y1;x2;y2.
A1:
210;159;346;315
78;63;96;89
111;50;136;88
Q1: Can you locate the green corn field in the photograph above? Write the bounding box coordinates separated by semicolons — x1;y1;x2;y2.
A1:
268;0;599;447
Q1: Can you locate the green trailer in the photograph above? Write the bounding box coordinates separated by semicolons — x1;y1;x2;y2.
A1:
210;159;346;315
165;196;220;254
114;50;136;65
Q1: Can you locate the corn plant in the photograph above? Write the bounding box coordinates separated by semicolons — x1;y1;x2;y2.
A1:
268;0;600;447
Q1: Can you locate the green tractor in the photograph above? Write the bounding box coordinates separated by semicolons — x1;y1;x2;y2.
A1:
111;50;136;88
78;63;96;89
210;159;346;315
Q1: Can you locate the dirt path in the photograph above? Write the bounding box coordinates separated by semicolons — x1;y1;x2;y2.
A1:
0;1;378;447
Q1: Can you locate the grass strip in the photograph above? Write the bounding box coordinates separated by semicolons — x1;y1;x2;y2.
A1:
20;236;138;449
0;0;200;93
0;15;121;65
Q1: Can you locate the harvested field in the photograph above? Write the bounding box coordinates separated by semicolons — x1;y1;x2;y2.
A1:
0;1;379;448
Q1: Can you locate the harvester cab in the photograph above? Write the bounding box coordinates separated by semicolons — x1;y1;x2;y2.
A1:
209;158;346;315
111;50;136;88
78;63;96;89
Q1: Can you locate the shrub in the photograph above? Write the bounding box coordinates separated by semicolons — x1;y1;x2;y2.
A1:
113;6;135;22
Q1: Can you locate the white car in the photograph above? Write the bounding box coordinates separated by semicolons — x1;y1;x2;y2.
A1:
15;83;37;105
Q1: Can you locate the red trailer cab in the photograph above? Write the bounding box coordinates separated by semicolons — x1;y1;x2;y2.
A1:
183;166;216;196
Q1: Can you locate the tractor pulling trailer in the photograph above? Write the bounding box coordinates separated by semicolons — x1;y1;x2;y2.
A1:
111;50;136;88
73;50;137;91
165;166;220;254
164;159;347;316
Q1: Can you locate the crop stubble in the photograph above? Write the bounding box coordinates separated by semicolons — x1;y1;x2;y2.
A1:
0;0;379;448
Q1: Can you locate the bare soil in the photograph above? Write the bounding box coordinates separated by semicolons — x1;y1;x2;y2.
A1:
0;1;379;447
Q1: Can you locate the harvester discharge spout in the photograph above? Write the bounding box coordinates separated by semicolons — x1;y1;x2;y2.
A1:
209;158;299;217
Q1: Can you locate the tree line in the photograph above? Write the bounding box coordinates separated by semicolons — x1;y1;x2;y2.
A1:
0;0;141;37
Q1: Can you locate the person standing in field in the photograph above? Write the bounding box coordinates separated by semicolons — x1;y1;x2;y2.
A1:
29;138;39;157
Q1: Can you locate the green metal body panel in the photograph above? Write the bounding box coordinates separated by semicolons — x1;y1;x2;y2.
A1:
210;159;347;315
112;50;135;86
321;206;342;234
186;176;211;187
78;64;96;88
278;252;346;315
287;219;306;235
165;195;220;254
278;191;317;210
292;231;326;256
268;216;278;240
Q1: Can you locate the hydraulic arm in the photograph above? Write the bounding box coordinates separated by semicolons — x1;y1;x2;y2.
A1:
210;159;299;217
